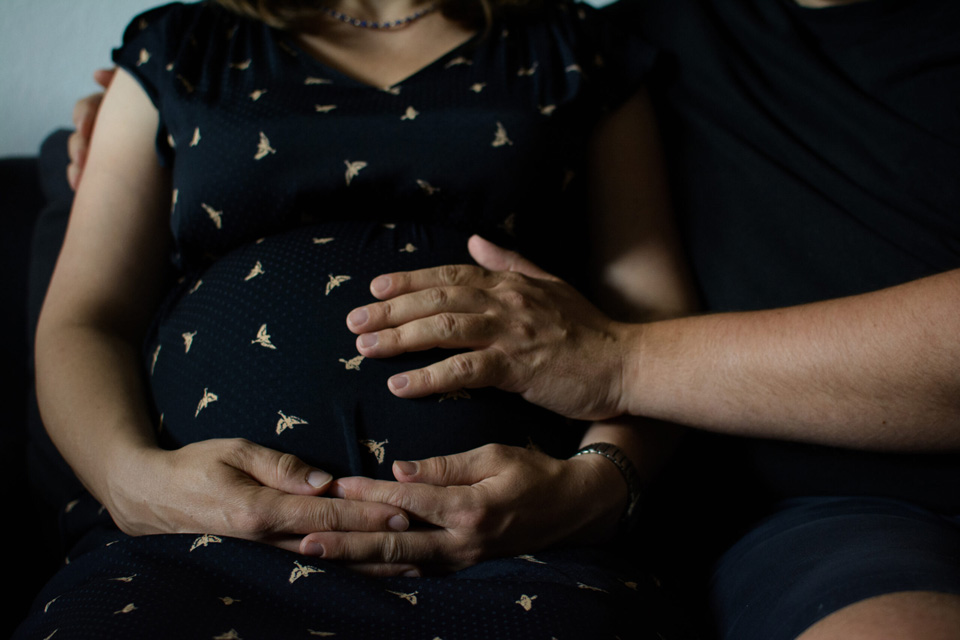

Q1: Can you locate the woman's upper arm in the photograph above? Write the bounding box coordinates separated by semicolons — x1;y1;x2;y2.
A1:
41;67;172;339
587;88;697;321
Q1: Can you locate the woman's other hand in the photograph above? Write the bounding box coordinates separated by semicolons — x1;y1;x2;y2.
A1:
346;236;639;422
104;438;412;555
67;68;115;191
298;443;627;574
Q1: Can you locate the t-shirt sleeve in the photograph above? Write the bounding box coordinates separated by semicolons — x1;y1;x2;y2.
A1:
575;2;659;112
111;2;192;167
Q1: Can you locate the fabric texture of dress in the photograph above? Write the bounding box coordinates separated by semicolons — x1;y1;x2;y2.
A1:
14;2;693;638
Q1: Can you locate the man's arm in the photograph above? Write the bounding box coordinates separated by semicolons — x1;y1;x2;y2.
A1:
348;246;960;451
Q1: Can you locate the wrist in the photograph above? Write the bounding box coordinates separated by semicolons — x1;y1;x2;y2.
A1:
612;321;648;418
573;442;642;530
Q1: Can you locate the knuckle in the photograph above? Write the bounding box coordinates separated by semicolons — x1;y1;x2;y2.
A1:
379;535;405;564
500;289;530;310
427;286;450;308
274;452;304;481
438;264;466;286
447;353;479;382
435;313;460;339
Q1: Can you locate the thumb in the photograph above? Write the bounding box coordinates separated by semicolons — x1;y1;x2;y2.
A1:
394;446;500;486
236;443;333;496
467;235;557;281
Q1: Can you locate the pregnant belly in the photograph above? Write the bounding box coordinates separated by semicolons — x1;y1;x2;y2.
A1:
146;221;578;479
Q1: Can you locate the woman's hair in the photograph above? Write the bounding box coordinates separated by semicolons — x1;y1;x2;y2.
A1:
211;0;540;29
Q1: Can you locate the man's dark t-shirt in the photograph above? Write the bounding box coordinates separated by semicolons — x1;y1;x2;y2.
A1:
611;0;960;513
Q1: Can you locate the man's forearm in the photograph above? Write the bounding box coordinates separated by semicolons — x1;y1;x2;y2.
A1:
622;269;960;451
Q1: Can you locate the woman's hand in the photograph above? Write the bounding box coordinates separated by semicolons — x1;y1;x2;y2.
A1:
298;443;627;574
346;236;640;422
100;438;412;555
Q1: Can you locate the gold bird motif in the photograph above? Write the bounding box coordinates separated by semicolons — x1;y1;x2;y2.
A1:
516;594;538;611
252;324;276;349
539;104;557;116
305;76;332;85
498;213;516;237
381;86;402;95
182;331;197;353
386;590;418;605
517;62;539;77
110;575;138;583
250;89;267;101
167;133;176;149
150;345;161;375
326;273;352;295
196;388;218;417
165;62;175;72
244;261;264;281
189;279;203;294
137;49;151;66
65;500;79;513
401;106;419;121
516;554;546;564
438;390;470;402
276;410;308;435
577;582;608;593
315;104;337;113
190;533;223;551
114;603;137;615
360;438;388;463
202;203;223;229
213;631;242;640
230;59;252;70
313;237;335;245
492;122;513;147
444;56;472;68
255;132;277;160
620;580;639;591
289;561;325;583
416;179;439;195
44;597;59;613
469;82;486;93
399;243;418;253
177;74;195;93
171;188;178;212
382;222;397;229
565;64;583;74
219;596;240;605
190;127;201;147
339;355;365;371
344;160;367;186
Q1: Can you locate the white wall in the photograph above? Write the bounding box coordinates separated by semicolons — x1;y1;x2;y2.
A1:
0;0;160;157
0;0;617;158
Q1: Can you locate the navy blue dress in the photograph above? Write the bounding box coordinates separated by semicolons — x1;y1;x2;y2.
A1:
15;3;690;638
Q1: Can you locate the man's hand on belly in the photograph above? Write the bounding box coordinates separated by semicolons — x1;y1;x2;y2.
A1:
297;443;626;575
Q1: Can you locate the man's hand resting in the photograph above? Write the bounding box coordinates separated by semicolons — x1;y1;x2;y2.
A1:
299;443;628;573
346;235;637;422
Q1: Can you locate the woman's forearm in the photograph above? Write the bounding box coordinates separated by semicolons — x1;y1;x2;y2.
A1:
35;320;161;506
623;268;960;451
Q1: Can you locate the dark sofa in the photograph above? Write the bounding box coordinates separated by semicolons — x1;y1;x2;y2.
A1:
1;130;85;637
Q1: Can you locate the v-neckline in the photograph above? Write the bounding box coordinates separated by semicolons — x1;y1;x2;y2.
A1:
278;28;482;91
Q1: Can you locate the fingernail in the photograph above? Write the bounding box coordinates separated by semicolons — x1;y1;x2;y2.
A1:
358;333;378;348
348;307;369;328
302;541;325;556
388;515;409;531
372;276;391;295
389;374;409;391
307;471;333;488
402;569;421;578
394;460;418;476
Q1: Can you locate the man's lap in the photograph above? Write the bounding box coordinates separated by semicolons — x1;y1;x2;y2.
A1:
709;496;960;640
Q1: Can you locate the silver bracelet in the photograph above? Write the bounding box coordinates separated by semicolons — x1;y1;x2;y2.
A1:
573;442;642;528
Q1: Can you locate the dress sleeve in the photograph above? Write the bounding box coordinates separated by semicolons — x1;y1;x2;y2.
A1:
111;2;192;167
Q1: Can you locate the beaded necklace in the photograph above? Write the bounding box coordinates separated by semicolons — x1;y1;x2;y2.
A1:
320;2;439;29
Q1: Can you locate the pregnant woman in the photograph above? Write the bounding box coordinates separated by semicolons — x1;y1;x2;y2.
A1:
21;0;694;637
